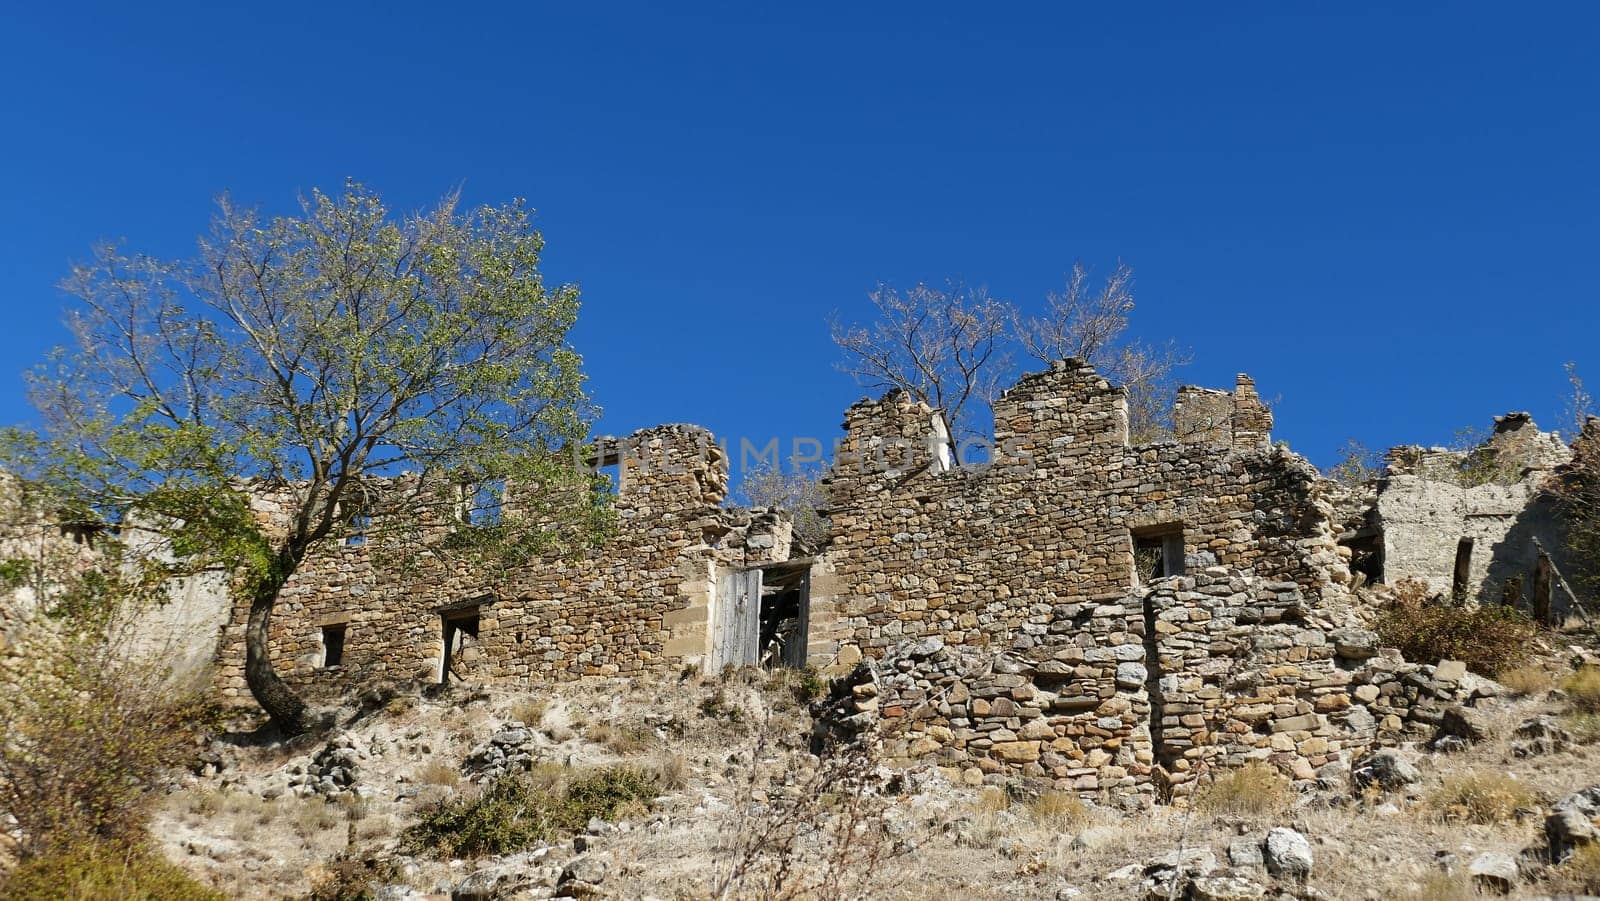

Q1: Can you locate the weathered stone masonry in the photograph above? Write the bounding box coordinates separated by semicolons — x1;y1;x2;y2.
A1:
175;359;1594;801
812;362;1346;666
211;424;794;703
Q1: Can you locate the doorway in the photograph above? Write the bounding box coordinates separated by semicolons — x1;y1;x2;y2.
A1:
440;606;481;684
713;561;811;670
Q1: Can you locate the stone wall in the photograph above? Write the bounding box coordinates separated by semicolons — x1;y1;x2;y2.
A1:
1377;412;1575;616
819;567;1487;805
211;424;795;704
813;361;1349;668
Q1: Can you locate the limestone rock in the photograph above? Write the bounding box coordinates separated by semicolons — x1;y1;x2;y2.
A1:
1466;851;1518;894
1434;705;1493;747
1263;828;1313;880
1352;749;1420;791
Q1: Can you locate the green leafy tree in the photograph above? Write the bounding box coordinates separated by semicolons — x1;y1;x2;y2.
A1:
5;182;607;734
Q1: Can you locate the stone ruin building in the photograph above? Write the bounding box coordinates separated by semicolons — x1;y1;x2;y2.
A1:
2;359;1595;804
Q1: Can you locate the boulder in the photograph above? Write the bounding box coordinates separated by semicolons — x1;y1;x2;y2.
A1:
1263;828;1313;881
1190;874;1267;901
1434;705;1494;746
1352;749;1420;791
1546;808;1600;863
1331;628;1379;660
1512;715;1572;758
1467;851;1518;895
557;854;609;898
1227;837;1264;870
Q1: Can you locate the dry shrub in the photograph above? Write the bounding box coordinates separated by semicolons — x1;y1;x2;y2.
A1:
1428;771;1538;824
975;786;1011;814
414;760;462;787
1496;665;1554;696
292;800;342;839
0;840;223;900
1376;582;1537;675
714;718;902;900
653;752;690;791
0;618;211;856
1563;667;1600;713
1395;870;1481;901
1565;713;1600;744
588;722;652;755
1027;791;1089;828
403;764;663;858
1549;842;1600;894
1193;762;1292;816
305;849;399;901
508;696;547;727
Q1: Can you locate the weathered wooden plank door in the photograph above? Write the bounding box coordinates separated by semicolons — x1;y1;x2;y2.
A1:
713;568;762;670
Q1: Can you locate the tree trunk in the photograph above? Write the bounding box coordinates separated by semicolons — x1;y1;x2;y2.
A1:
244;552;308;735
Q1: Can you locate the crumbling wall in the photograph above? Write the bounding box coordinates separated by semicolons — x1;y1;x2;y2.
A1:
211;424;796;704
1377;412;1574;614
815;361;1348;667
820;567;1487;804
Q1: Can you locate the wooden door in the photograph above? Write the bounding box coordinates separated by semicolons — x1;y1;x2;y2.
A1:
713;568;762;670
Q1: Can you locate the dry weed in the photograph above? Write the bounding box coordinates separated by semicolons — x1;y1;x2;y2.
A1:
588;722;653;755
1496;665;1554;696
1563;667;1600;713
508;696;548;726
1026;791;1089;828
414;760;462;787
1549;842;1600;894
1428;771;1538;824
652;753;690;791
1192;762;1293;816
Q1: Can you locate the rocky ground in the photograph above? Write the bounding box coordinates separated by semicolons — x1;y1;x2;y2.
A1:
151;648;1600;900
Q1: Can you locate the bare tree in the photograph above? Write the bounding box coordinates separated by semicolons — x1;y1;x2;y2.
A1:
830;282;1011;463
738;462;829;551
1014;262;1190;441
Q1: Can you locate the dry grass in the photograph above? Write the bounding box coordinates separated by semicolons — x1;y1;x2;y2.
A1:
508;696;547;726
1563;667;1600;713
1549;842;1600;894
1026;791;1089;828
975;786;1010;814
1496;665;1554;696
183;789;222;818
653;753;690;791
589;722;653;755
292;800;342;839
414;760;462;787
1192;762;1293;816
1427;770;1538;824
1394;871;1482;900
1566;712;1600;744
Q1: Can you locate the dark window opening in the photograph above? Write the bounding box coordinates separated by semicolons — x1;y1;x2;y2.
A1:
1340;534;1384;586
441;608;481;684
321;624;346;668
1452;538;1474;599
1133;525;1186;585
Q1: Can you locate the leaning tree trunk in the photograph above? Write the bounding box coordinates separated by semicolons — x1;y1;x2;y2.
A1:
244;551;308;735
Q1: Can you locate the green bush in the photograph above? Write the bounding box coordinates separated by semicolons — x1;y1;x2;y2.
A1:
1;841;222;901
403;765;661;858
1376;585;1537;676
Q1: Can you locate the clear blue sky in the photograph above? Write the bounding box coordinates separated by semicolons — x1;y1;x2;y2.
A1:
3;2;1595;478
